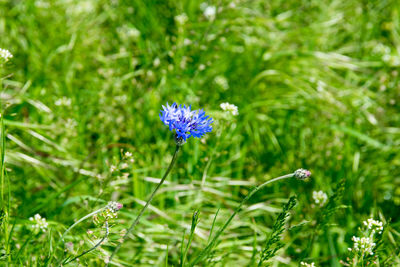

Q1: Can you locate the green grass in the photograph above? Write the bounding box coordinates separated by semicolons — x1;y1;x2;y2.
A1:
1;0;400;266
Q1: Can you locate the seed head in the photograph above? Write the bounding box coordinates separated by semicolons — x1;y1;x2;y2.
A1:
294;169;311;180
107;201;123;213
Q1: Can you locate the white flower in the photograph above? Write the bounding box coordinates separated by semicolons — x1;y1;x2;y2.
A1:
126;27;140;39
373;43;391;55
117;25;140;41
220;102;239;116
29;214;48;232
65;118;77;130
204;6;216;20
110;165;117;173
153;57;161;67
65;242;74;253
0;48;13;62
67;0;94;15
363;218;383;235
124;151;135;163
312;190;328;206
200;3;216;20
180;56;188;69
214;75;229;90
175;13;188;25
300;262;316;267
55;97;72;106
349;236;375;256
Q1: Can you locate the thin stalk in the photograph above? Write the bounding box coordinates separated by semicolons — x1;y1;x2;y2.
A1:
63;221;109;266
200;121;229;188
49;208;104;267
59;208;103;245
0;115;10;262
190;173;295;266
107;145;181;266
1;111;5;205
181;210;200;267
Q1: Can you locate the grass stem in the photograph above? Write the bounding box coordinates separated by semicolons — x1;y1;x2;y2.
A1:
107;145;181;265
63;221;109;266
190;173;294;266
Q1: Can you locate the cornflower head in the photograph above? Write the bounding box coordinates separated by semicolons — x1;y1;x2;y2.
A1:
0;48;13;62
312;190;327;206
160;102;213;145
363;218;383;235
29;214;49;232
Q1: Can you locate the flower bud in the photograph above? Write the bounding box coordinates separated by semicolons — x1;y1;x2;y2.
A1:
294;169;311;180
107;201;123;213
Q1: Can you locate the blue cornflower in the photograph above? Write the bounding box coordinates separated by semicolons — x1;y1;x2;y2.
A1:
160;102;213;144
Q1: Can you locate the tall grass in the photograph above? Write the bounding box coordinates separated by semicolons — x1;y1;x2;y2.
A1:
0;0;400;266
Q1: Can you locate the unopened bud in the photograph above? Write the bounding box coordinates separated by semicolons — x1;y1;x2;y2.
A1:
294;169;311;180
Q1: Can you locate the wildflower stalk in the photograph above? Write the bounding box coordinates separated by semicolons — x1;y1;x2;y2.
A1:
63;221;109;265
49;208;104;266
190;173;296;266
52;202;122;266
107;145;181;265
58;208;104;245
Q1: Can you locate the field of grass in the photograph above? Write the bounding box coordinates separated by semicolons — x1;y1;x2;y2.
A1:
1;0;400;266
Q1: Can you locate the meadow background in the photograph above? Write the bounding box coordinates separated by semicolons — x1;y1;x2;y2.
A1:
1;0;400;266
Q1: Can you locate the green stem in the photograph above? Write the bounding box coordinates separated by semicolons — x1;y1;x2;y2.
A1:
59;208;103;245
63;221;109;266
49;208;104;267
190;173;294;266
107;145;181;266
1;113;5;206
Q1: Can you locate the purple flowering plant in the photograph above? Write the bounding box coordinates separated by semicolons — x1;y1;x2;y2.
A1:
107;102;213;264
159;103;213;144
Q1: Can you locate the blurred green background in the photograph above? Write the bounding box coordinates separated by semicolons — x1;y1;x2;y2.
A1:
0;0;399;266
